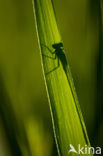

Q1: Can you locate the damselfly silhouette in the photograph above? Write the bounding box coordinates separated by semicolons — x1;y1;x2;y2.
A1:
42;42;68;74
42;43;90;145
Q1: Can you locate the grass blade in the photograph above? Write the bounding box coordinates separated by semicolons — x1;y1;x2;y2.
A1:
32;0;92;155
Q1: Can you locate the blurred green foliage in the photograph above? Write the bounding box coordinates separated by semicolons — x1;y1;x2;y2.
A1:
0;0;102;155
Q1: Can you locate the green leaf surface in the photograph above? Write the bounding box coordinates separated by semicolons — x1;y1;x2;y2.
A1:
32;0;92;155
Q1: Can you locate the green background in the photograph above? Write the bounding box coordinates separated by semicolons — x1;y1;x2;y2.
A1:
0;0;102;155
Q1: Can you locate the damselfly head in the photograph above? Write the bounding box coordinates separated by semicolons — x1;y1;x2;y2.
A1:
52;42;63;49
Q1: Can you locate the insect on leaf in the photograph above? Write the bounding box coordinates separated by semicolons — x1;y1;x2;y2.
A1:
32;0;93;155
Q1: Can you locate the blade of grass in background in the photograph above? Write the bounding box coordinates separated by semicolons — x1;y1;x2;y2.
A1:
32;0;92;155
94;0;103;146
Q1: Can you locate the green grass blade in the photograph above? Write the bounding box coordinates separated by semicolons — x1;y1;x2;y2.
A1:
32;0;92;155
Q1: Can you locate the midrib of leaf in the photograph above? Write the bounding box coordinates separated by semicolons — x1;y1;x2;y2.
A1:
32;0;92;155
